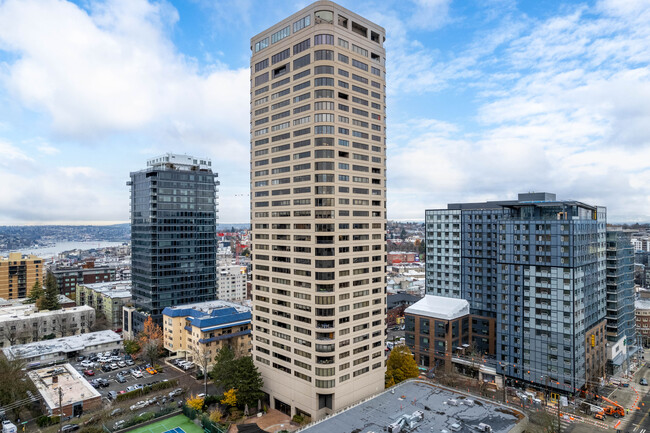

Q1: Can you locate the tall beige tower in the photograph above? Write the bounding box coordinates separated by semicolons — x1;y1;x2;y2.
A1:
250;1;387;420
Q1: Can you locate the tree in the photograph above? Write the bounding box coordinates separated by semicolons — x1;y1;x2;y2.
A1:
142;340;163;367
123;339;141;356
191;344;214;396
211;346;236;389
385;345;419;387
221;388;237;407
136;316;163;365
209;408;223;423
37;272;60;311
27;281;44;304
0;355;37;418
186;395;205;411
230;356;264;408
210;347;264;409
90;310;110;332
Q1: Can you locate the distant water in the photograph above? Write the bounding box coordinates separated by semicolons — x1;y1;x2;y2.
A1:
1;241;127;258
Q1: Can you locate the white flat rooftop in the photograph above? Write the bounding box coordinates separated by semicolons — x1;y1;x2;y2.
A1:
78;281;132;298
0;303;94;323
28;363;100;411
405;295;470;320
163;299;251;314
3;330;122;360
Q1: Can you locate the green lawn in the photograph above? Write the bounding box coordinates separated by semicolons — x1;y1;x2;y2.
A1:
125;414;204;433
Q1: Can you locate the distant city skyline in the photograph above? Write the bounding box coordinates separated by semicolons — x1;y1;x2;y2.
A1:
1;0;650;224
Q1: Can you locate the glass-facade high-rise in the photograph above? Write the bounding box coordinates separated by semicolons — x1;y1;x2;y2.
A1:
605;228;636;374
250;1;387;420
128;153;218;329
425;193;608;395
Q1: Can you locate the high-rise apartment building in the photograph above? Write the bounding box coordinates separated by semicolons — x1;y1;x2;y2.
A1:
250;1;387;419
0;253;43;300
604;228;636;374
126;153;218;331
425;193;607;395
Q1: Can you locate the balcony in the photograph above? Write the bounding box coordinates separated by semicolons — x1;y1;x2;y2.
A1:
315;343;335;353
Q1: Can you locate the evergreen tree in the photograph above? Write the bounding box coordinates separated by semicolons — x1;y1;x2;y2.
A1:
27;281;44;304
210;346;264;408
211;346;236;389
232;356;264;408
37;272;60;310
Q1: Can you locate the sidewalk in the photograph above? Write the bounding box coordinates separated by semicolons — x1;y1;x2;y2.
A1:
228;409;299;433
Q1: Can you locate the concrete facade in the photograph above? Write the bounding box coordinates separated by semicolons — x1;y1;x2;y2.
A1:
217;265;247;301
250;1;387;419
75;281;132;331
0;253;43;300
0;302;95;348
425;193;607;395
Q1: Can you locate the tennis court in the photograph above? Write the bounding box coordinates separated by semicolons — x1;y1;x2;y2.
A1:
125;414;204;433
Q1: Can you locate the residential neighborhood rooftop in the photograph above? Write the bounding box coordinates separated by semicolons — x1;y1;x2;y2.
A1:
3;330;122;361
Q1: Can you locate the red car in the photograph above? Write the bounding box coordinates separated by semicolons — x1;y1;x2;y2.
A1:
83;369;95;376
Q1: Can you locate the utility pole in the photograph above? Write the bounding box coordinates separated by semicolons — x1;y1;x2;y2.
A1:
557;395;561;433
58;386;63;433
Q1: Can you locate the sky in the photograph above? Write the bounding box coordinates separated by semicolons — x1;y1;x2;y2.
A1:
0;0;649;225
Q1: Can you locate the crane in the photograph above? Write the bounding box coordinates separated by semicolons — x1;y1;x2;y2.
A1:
582;401;607;421
597;395;625;418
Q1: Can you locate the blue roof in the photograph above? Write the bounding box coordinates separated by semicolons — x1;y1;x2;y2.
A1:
189;311;251;329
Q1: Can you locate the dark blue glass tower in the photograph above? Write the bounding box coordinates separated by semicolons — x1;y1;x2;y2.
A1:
128;153;218;328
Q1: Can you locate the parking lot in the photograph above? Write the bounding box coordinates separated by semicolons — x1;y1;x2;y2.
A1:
70;352;196;402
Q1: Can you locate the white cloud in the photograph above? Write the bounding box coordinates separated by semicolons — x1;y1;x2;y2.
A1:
408;0;452;31
388;0;650;222
0;139;33;166
0;0;250;162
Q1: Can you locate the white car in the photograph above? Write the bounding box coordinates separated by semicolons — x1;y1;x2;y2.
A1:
132;370;143;378
80;360;94;368
117;361;126;368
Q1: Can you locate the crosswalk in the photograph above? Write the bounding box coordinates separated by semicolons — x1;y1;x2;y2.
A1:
631;426;646;433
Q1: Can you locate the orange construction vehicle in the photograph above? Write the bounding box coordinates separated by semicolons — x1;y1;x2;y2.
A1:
598;395;625;418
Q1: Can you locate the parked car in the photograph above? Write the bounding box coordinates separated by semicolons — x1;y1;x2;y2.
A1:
110;363;118;370
169;388;183;397
132;370;143;378
116;374;126;383
83;369;94;376
117;361;126;368
76;356;85;362
134;383;144;390
107;391;117;401
145;367;157;375
640;378;648;386
126;385;135;392
98;378;110;388
80;360;94;368
101;365;111;373
61;424;80;432
126;359;135;366
182;362;194;370
90;379;100;388
113;420;125;430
